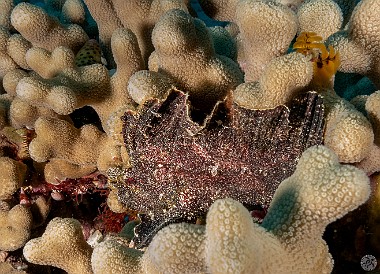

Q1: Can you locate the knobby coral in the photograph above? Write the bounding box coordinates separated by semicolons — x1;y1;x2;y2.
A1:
90;145;370;274
0;0;378;273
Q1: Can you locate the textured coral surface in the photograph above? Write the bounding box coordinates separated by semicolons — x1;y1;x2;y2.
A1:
0;0;379;273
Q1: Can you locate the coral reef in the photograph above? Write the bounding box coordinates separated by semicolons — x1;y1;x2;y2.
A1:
81;145;371;274
0;0;378;273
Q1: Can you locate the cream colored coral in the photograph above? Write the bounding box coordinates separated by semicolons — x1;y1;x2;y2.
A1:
142;223;206;274
15;64;109;116
297;0;343;40
233;52;313;109
92;237;143;274
29;117;106;165
147;9;243;112
86;146;370;274
84;0;188;65
3;69;28;97
0;202;33;251
15;28;141;130
11;3;88;52
356;91;380;174
236;0;298;81
0;0;13;29
0;27;18;78
327;0;380;87
158;145;369;274
62;0;86;25
197;0;239;21
9;97;67;129
0;157;27;200
128;70;174;104
43;159;97;184
23;217;93;274
6;34;31;70
25;47;76;79
322;90;374;163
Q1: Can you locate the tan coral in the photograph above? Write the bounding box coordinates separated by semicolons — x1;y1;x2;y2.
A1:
10;2;88;52
141;223;206;274
236;0;298;81
23;217;93;274
29;117;106;166
62;0;86;25
9;97;68;130
145;9;243;113
0;202;33;251
15;28;141;130
327;0;380;87
0;0;14;29
43;159;97;185
233;52;313;109
0;27;18;78
322;90;374;163
356;91;380;174
197;0;239;21
127;70;174;105
25;47;76;79
0;157;27;200
297;0;343;40
87;146;370;274
92;237;143;274
83;0;188;66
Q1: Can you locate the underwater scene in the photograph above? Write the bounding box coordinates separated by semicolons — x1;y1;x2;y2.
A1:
0;0;379;273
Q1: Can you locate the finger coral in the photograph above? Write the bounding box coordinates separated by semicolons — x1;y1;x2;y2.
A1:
356;91;380;174
145;9;243;114
83;0;188;66
0;156;27;200
235;0;298;81
234;52;313;109
94;145;370;274
23;217;93;274
10;3;88;52
297;0;343;41
327;0;380;87
0;202;33;251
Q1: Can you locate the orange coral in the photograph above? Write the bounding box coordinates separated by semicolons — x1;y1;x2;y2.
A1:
294;31;340;87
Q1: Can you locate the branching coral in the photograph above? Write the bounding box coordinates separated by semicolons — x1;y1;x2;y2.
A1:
355;91;380;174
235;0;298;81
0;202;33;251
86;145;370;274
141;9;243;114
23;217;93;274
10;3;88;52
233;52;313;109
297;0;343;41
0;156;27;200
83;0;188;66
327;0;380;87
0;0;378;273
